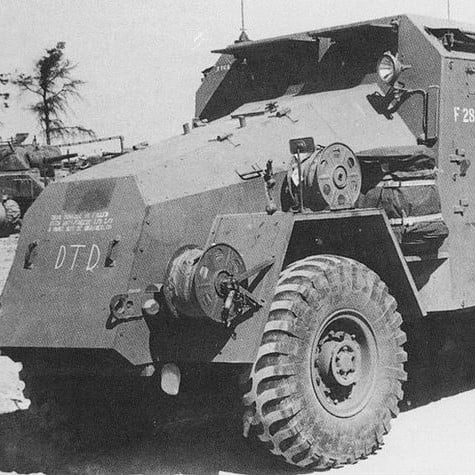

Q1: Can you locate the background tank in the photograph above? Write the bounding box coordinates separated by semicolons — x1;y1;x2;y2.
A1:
3;12;475;470
0;134;128;234
0;135;76;234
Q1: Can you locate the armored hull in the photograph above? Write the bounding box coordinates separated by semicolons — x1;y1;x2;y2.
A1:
0;83;415;364
3;12;475;470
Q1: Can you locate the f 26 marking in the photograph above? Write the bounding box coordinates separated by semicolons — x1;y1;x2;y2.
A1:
54;244;101;272
454;106;475;123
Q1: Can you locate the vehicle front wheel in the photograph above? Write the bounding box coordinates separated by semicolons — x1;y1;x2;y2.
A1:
243;255;407;469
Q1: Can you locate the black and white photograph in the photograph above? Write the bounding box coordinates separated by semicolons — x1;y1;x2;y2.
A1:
1;1;475;473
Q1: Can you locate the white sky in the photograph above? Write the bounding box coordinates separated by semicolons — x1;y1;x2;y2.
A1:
0;0;473;146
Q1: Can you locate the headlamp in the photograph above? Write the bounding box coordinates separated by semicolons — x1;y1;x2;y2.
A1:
377;52;403;85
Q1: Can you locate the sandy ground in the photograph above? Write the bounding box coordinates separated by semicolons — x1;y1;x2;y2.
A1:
337;389;475;475
2;376;475;475
2;236;475;474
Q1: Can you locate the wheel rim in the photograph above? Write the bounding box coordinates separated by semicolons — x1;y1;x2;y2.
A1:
310;310;378;418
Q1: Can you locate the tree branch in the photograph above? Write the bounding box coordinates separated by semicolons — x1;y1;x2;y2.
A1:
12;41;93;143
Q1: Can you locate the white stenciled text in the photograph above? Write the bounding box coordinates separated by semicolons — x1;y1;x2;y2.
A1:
54;244;101;272
454;106;475;123
48;211;114;233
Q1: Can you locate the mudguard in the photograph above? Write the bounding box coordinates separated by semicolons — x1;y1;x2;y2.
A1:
162;208;423;365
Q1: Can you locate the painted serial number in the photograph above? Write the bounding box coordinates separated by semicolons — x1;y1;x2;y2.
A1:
454;106;475;123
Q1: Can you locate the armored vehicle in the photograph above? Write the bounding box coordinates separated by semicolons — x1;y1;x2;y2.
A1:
0;137;76;234
2;13;475;469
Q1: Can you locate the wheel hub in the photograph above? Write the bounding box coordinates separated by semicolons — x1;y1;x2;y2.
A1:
332;338;361;386
332;165;348;189
311;312;378;418
316;332;361;386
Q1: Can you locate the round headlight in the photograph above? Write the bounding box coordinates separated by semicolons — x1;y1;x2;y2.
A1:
377;52;401;84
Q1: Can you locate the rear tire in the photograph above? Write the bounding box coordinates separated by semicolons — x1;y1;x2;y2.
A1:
243;255;407;469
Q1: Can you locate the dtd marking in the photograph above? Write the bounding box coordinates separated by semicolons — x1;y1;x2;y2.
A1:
54;244;101;272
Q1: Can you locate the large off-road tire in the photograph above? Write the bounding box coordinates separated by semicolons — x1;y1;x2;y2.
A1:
243;255;407;469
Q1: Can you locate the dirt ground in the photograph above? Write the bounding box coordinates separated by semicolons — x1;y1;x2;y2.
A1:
2;236;475;474
1;357;475;475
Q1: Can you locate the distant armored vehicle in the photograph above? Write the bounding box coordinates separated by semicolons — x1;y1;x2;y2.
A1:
0;136;76;234
56;134;126;169
2;13;475;469
0;134;127;234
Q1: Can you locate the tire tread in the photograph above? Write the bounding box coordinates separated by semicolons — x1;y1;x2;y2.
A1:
243;254;407;468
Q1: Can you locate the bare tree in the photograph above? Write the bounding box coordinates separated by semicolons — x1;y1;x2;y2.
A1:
14;42;94;144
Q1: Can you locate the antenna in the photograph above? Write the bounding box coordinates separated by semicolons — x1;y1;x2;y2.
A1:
447;0;451;20
236;0;250;42
241;0;246;34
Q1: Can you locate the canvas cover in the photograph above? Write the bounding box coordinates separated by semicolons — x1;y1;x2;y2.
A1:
357;146;448;251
